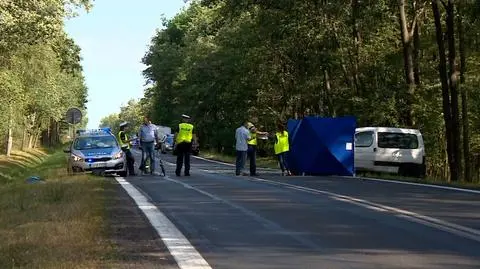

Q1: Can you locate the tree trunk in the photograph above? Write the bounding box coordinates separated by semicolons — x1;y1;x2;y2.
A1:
323;68;336;117
446;0;461;181
413;20;421;85
331;22;356;91
28;132;35;149
21;128;27;150
55;120;60;144
33;132;41;149
432;0;457;183
6;126;13;157
6;108;13;157
398;0;416;127
458;8;470;181
351;0;362;95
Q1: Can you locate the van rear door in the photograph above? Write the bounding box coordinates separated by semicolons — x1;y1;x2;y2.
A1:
375;130;423;174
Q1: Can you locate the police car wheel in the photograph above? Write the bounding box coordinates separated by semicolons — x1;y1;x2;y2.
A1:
119;171;127;177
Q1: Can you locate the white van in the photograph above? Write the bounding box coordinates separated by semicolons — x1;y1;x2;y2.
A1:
354;127;426;178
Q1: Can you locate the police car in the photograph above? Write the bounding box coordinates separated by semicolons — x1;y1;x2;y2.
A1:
64;128;128;177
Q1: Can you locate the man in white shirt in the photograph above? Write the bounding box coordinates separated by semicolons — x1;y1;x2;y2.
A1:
138;116;158;174
235;121;252;176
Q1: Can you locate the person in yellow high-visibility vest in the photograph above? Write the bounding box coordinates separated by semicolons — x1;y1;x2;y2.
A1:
247;122;268;176
118;122;136;176
174;114;196;176
274;123;292;176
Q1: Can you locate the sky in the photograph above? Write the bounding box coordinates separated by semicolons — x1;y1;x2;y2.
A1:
64;0;187;129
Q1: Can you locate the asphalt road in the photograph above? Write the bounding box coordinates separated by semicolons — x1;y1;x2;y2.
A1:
125;149;480;269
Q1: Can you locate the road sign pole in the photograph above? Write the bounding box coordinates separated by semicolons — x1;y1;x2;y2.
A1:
71;113;76;140
66;107;82;142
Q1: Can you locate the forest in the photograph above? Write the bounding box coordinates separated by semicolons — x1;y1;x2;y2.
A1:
100;0;480;183
0;0;90;156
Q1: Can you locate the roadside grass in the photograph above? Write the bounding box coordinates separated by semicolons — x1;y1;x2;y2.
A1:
200;150;480;189
0;147;117;269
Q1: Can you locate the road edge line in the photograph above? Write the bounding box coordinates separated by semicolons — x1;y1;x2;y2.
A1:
193;155;278;171
245;176;480;243
192;152;480;194
340;176;480;194
114;176;212;269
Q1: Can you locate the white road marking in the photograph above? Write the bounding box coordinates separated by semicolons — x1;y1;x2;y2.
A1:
163;175;323;250
132;149;480;242
193;155;235;167
238;175;480;244
193;155;278;171
339;176;480;194
194;153;480;194
199;167;480;243
114;177;212;269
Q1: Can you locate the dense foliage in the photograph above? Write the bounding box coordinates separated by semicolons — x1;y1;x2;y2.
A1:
0;0;91;155
99;99;147;137
103;0;480;182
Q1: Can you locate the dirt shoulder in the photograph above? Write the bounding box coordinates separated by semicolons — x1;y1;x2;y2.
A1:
104;179;179;269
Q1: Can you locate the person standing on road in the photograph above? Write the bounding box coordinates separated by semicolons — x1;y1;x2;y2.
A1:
118;122;136;176
274;123;292;176
235;121;252;176
139;116;158;174
174;114;195;177
247;122;268;176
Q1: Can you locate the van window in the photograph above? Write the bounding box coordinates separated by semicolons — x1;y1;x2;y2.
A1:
355;131;374;147
378;132;419;149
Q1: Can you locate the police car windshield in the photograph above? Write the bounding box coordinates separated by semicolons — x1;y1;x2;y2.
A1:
74;136;117;150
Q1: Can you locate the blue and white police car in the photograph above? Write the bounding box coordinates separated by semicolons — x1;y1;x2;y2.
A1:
64;128;128;176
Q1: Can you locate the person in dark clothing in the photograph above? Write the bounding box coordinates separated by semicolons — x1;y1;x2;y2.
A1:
118;122;136;176
246;123;269;176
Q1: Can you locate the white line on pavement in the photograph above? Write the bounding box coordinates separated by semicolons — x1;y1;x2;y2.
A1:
194;153;480;194
163;175;323;250
114;177;212;269
193;155;278;171
192;155;234;167
132;149;480;242
339;176;480;194
240;175;480;244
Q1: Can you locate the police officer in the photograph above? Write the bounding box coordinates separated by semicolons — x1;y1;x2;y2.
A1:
118;122;136;176
274;123;291;176
175;114;195;176
246;122;268;176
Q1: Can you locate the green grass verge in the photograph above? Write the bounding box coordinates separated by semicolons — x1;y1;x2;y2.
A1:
200;150;480;189
0;147;117;268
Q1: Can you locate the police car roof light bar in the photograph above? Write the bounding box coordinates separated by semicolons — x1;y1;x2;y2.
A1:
77;128;112;136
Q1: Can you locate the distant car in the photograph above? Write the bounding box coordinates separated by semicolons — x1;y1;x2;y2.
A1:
130;135;139;147
64;128;127;177
158;133;168;154
165;134;174;152
192;139;199;156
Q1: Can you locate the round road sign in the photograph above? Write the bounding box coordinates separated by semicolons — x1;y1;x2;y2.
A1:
66;107;82;125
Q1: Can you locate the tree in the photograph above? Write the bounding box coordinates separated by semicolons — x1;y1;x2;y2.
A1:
134;0;480;181
0;0;92;155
